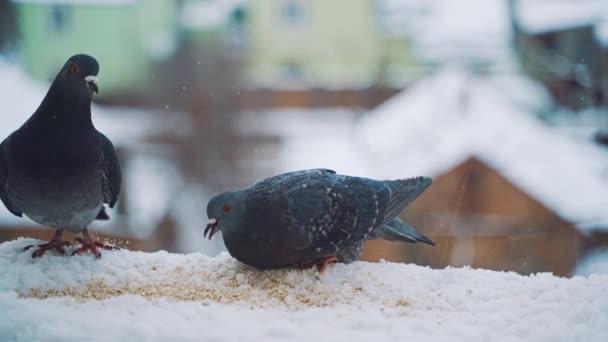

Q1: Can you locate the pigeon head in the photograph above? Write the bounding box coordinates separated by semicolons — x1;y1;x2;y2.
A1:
55;54;100;96
204;191;243;240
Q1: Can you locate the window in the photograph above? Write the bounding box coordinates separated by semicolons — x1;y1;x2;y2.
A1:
280;0;304;27
49;5;71;33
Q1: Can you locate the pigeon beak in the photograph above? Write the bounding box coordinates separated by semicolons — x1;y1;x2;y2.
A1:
204;218;220;240
85;75;98;94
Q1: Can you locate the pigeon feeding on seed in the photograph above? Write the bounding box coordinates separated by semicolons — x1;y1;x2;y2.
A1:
205;169;434;271
0;54;121;258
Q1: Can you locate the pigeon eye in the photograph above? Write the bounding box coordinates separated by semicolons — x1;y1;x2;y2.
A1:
222;204;231;213
69;63;78;73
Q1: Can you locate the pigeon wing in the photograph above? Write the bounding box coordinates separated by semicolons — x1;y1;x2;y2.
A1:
0;138;22;217
99;133;121;208
283;174;390;252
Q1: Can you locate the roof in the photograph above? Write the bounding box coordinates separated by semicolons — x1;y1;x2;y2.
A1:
357;68;608;231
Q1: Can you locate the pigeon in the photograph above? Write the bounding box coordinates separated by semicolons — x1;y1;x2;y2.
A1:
0;54;121;258
205;169;434;271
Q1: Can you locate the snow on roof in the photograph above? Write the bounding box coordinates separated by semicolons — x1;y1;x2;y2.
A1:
376;0;512;65
180;0;244;31
357;68;608;231
1;238;607;341
515;0;608;34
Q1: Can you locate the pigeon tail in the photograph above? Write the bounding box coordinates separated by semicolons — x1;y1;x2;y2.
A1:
381;176;432;223
369;217;435;246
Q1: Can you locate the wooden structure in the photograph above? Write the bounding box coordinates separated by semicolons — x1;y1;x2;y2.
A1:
362;157;593;277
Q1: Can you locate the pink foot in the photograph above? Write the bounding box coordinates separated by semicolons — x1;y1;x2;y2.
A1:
297;256;338;273
71;229;118;259
23;230;71;258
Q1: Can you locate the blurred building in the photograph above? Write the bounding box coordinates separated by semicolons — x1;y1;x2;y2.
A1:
508;0;608;110
364;157;591;277
356;69;608;277
180;0;417;88
12;0;179;98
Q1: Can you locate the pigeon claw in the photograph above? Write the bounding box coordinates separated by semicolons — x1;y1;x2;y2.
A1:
71;229;118;259
297;256;339;273
23;229;72;258
315;256;338;273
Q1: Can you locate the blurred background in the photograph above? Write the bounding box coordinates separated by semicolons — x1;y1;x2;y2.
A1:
0;0;607;277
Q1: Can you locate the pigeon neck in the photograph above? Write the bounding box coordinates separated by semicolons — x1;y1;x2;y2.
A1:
37;82;94;128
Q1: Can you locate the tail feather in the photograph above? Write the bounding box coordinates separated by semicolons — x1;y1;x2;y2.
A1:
369;217;435;246
381;176;432;224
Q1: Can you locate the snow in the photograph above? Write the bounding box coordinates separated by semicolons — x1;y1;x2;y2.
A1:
1;238;607;341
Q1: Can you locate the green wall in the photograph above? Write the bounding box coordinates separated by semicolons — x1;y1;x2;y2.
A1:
15;0;176;95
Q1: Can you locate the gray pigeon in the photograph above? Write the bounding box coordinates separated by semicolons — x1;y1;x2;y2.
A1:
205;169;434;271
0;54;121;258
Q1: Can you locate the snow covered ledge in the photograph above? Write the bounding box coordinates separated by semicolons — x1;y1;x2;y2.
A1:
1;239;607;341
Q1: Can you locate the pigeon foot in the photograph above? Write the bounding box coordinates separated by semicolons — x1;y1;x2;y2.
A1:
297;256;338;273
23;229;72;258
71;229;118;259
315;256;338;273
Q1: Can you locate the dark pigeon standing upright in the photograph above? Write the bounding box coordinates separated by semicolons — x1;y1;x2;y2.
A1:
205;169;434;271
0;54;121;258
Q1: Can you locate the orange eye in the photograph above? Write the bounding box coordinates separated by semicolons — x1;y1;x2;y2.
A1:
222;204;231;213
69;63;78;73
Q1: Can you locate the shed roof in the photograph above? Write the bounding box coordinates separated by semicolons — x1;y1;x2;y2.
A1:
358;68;608;231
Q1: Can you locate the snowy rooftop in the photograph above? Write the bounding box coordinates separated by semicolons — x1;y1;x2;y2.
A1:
376;0;608;65
1;238;607;341
358;69;608;231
